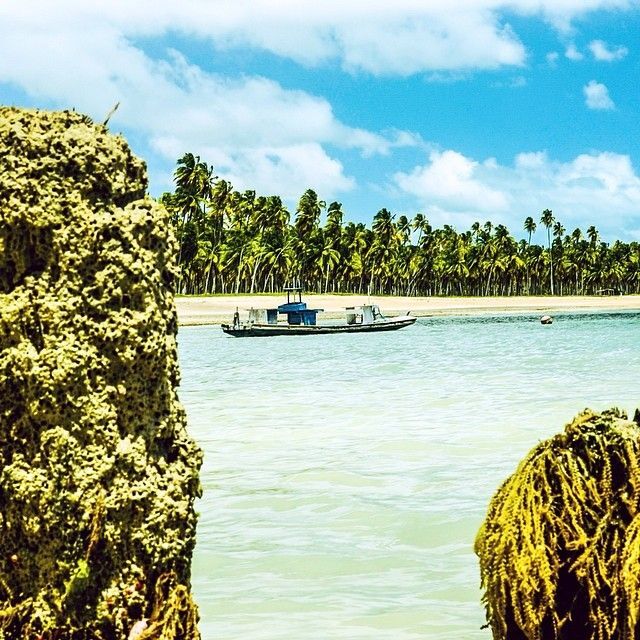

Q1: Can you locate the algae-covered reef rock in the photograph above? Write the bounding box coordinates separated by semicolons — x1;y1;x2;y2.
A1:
0;107;202;639
475;408;640;640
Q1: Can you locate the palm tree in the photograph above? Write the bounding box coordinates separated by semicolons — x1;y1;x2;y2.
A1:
162;150;640;299
227;190;257;293
447;235;470;295
170;153;217;292
294;189;326;287
625;250;640;293
368;208;399;294
323;202;344;291
553;221;565;240
325;202;344;240
318;236;341;293
540;209;555;294
523;216;537;294
210;177;233;247
552;220;566;294
567;229;584;294
524;216;537;245
397;215;411;245
413;213;429;246
245;196;288;293
295;189;325;241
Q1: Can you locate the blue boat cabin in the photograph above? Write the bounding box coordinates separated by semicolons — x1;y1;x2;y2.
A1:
277;287;323;325
247;287;323;326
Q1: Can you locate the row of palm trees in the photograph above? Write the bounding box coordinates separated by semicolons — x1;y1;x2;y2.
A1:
160;153;640;296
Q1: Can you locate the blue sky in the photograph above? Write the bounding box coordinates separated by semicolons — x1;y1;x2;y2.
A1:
2;1;640;240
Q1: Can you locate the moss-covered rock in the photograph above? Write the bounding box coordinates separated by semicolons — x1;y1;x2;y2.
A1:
476;408;640;640
0;107;202;639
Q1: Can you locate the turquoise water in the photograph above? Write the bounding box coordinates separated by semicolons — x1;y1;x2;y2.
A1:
178;311;640;639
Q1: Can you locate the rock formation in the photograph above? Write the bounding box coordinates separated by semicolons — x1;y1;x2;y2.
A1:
476;408;640;640
0;107;202;639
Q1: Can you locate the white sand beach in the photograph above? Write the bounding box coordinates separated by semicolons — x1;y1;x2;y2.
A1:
176;294;640;325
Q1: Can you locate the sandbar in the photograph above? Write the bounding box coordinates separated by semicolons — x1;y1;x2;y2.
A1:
176;294;640;326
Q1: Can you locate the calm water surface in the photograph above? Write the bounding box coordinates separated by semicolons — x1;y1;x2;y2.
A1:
178;311;640;639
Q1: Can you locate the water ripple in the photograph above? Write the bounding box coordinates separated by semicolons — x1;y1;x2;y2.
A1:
178;311;640;639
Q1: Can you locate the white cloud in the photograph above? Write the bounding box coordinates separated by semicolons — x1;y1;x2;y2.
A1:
559;152;640;193
334;11;525;74
204;144;356;199
394;149;640;239
0;0;636;201
515;151;548;169
151;139;356;198
0;1;635;76
546;51;560;66
533;0;636;31
0;11;422;199
177;0;634;74
565;44;583;60
589;39;629;61
583;80;615;110
394;150;509;213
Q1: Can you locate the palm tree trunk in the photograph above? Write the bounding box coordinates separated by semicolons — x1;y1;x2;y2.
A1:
205;264;213;294
249;257;262;294
234;246;245;294
548;229;554;295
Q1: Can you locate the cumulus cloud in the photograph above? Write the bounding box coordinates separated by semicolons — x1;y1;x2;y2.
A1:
565;44;583;60
394;150;509;213
394;149;640;238
199;143;356;199
0;1;635;76
589;39;629;61
0;0;635;200
173;0;634;74
584;80;615;110
0;8;422;198
515;151;548;169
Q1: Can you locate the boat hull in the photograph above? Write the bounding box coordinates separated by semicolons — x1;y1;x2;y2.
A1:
221;316;416;337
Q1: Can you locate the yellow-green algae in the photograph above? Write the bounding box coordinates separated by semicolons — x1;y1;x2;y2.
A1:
0;107;202;639
476;408;640;640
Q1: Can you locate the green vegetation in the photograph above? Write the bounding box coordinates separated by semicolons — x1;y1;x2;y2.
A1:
476;408;640;640
162;153;640;297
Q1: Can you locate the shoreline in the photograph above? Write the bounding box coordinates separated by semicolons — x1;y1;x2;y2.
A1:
176;294;640;326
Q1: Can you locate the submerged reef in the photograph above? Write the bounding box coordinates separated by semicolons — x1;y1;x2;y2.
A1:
476;408;640;640
0;107;202;638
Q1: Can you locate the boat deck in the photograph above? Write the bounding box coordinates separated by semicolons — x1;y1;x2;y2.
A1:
222;316;416;337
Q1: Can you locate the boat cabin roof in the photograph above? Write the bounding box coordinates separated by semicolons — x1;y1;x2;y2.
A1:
282;286;304;304
345;304;379;311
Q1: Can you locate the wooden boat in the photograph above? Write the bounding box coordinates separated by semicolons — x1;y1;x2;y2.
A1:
221;288;416;337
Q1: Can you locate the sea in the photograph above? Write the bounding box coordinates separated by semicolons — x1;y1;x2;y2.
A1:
177;310;640;640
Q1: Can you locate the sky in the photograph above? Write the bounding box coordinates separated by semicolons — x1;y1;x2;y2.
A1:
2;1;640;241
